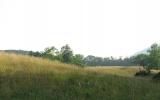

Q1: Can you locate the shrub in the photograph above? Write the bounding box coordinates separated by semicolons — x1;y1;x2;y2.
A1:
135;70;150;76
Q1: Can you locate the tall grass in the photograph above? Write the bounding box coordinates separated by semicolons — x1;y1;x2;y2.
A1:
0;52;79;74
0;52;160;100
85;66;140;77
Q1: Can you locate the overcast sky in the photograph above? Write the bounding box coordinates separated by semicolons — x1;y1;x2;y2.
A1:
0;0;160;57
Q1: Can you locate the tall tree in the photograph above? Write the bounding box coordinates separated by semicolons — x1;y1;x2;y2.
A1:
72;54;85;67
147;43;160;69
133;53;149;69
42;46;58;60
60;44;73;63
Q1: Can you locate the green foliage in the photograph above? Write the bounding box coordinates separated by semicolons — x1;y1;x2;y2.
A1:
0;71;160;100
72;54;85;67
133;43;160;71
60;44;73;63
44;46;58;56
147;43;160;69
39;44;84;66
29;51;42;57
85;55;136;66
133;53;149;68
41;46;58;60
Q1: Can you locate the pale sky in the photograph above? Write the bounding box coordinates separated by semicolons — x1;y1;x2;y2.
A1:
0;0;160;57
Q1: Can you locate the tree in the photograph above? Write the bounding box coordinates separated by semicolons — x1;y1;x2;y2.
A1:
60;44;73;63
84;55;135;66
44;46;58;55
133;53;149;69
147;43;160;69
94;57;103;66
42;46;58;60
29;51;42;57
72;54;85;67
84;55;96;66
133;43;160;72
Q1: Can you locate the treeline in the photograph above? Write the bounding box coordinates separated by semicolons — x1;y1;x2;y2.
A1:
84;55;135;66
2;43;160;68
1;44;137;67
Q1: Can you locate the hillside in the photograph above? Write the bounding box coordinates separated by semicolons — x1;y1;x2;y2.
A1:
0;52;160;100
0;50;31;55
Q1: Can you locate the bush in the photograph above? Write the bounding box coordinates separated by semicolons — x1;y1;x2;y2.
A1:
135;70;150;76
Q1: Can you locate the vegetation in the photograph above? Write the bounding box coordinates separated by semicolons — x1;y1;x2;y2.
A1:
1;45;85;67
3;43;160;68
133;43;160;71
85;66;139;77
135;70;150;76
85;55;135;66
0;52;160;100
1;45;136;67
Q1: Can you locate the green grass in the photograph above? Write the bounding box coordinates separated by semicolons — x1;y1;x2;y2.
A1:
0;52;160;100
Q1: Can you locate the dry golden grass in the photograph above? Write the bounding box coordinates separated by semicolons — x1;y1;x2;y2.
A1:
0;52;79;75
0;52;160;100
0;52;140;77
84;66;140;77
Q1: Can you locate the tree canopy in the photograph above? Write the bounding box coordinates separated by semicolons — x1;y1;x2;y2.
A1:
133;43;160;70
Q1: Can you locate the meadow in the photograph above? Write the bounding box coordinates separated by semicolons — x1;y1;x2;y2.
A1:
0;52;160;100
85;66;140;77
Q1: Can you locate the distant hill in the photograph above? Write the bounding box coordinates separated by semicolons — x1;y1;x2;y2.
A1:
0;50;31;55
133;48;149;56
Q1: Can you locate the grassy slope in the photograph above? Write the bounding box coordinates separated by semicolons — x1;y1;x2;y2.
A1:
0;52;160;100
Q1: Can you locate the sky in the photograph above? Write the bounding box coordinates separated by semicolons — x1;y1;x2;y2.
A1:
0;0;160;57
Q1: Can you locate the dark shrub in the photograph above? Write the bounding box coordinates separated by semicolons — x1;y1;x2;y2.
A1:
135;70;150;76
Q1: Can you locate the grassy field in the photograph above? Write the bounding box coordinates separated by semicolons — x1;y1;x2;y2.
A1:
0;52;160;100
85;66;140;77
